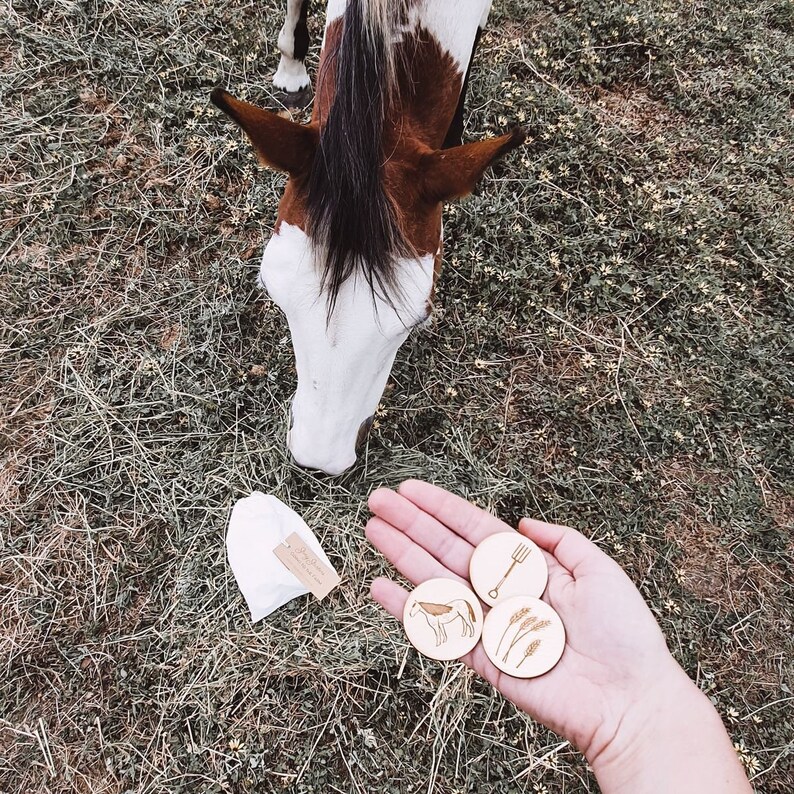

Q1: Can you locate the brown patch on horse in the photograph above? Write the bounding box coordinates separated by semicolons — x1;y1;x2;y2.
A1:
272;18;345;235
210;87;318;176
274;180;309;233
215;14;526;292
426;240;443;311
311;18;343;126
376;31;525;257
384;149;443;255
419;128;527;202
420;601;453;616
392;27;465;149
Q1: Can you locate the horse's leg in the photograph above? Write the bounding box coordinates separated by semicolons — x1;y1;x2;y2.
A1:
442;1;492;148
274;0;312;107
461;613;472;637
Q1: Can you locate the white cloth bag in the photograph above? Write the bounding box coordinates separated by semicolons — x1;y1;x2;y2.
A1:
226;491;335;622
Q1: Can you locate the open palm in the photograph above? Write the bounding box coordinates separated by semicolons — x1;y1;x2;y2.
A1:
366;479;680;761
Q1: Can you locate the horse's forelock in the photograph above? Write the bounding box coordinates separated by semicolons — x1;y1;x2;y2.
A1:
305;0;411;316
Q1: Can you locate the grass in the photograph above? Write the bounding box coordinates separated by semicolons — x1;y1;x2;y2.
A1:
1;0;792;791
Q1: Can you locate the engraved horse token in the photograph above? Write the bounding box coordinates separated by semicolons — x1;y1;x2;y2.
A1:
469;532;548;607
403;578;483;661
481;596;565;679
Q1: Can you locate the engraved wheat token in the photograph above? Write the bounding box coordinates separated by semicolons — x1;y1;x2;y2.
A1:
403;578;484;661
481;596;565;678
469;532;548;607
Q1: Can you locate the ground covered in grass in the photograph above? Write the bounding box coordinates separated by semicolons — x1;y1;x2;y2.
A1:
2;0;792;791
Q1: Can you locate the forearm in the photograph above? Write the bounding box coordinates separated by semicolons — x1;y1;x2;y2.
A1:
590;666;752;794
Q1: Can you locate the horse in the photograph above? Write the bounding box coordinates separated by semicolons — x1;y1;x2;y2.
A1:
409;599;478;646
212;0;525;475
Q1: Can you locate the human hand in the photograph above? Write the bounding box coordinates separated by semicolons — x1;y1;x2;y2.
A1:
366;479;693;766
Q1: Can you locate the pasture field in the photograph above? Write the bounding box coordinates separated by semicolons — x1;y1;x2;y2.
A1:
2;0;792;791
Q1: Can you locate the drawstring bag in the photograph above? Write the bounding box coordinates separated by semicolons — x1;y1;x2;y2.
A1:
226;491;336;621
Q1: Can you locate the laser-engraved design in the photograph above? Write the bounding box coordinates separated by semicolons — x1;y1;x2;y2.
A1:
495;606;531;657
488;542;531;600
481;596;565;679
517;639;542;668
495;607;551;663
409;599;477;647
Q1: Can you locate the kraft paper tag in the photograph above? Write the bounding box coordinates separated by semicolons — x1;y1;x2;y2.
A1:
273;532;341;600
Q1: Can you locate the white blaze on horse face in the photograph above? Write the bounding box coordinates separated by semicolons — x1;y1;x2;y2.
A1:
260;222;434;475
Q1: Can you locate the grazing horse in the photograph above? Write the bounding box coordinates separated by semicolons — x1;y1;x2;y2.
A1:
410;599;478;646
212;0;524;475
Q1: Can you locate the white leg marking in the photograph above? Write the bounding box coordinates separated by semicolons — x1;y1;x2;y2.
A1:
274;57;310;93
274;0;310;92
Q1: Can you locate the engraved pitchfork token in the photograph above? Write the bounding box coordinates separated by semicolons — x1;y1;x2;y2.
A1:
403;578;483;661
481;596;565;679
469;532;548;607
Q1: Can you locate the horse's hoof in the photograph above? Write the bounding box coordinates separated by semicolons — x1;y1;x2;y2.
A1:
275;87;313;111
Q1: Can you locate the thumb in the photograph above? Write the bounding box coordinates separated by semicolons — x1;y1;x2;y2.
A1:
518;517;615;578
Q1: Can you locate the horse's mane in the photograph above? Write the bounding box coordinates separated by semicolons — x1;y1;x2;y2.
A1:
305;0;410;315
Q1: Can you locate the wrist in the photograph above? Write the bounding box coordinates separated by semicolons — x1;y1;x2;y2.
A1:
588;662;732;793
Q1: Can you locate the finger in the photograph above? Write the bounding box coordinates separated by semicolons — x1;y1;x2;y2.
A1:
519;517;608;578
541;549;574;593
370;576;409;620
365;517;467;586
369;488;475;579
397;479;515;545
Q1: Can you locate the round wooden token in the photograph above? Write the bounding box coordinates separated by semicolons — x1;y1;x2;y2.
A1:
481;596;565;678
469;532;548;607
403;578;484;661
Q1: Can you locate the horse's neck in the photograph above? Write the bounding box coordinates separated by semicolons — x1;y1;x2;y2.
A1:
323;1;487;65
316;0;488;148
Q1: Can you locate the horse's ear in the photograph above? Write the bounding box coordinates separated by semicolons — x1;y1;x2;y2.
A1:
419;128;526;203
211;87;318;176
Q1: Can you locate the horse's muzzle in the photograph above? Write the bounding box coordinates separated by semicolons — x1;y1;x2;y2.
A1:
355;415;375;450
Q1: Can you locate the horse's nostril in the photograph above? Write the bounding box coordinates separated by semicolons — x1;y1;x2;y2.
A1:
356;415;375;449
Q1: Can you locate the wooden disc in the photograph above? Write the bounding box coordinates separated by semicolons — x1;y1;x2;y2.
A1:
403;578;484;661
481;596;565;678
469;532;548;607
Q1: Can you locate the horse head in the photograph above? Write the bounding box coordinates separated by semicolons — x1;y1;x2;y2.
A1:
213;0;524;475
